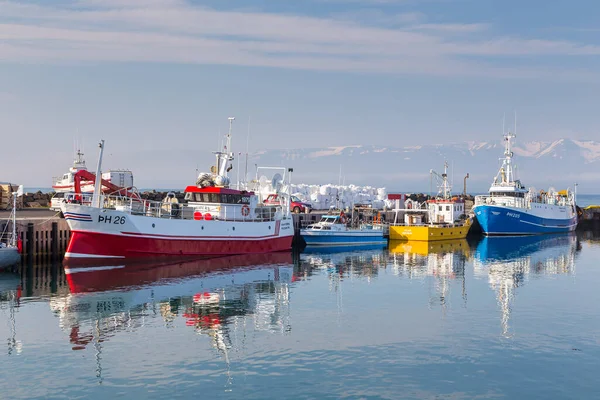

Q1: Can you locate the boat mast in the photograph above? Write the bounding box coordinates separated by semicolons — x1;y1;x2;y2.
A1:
442;161;451;199
92;140;105;208
11;190;16;247
430;162;452;200
502;129;516;184
217;117;235;177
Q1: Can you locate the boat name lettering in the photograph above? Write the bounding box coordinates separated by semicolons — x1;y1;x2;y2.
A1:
280;222;292;229
98;215;126;224
506;212;520;218
96;299;125;312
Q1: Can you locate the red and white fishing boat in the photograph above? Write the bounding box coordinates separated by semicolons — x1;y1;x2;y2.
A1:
61;118;294;262
52;148;133;193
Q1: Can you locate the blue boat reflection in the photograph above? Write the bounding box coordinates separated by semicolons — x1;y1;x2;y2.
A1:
474;234;579;337
298;247;389;278
301;243;390;255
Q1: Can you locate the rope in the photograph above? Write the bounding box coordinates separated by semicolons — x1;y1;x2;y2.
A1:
14;211;63;227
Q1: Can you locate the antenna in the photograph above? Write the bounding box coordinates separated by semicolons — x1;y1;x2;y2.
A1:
514;110;517;137
245;116;250;183
237;151;241;189
217;126;221;152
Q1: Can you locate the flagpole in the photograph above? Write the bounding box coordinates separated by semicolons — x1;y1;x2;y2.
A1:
11;185;22;247
11;191;16;247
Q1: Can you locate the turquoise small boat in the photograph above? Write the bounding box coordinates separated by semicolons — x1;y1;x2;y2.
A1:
300;214;387;247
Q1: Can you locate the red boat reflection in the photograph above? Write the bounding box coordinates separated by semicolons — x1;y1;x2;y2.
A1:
64;251;293;293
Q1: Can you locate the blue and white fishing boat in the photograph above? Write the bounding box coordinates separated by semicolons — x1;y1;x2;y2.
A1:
300;213;387;247
473;130;577;235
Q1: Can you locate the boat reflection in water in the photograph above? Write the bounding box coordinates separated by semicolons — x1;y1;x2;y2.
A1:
474;234;579;337
0;271;22;355
298;245;389;281
388;239;471;308
51;253;294;384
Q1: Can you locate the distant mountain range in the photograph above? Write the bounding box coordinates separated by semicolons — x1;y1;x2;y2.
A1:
248;139;600;193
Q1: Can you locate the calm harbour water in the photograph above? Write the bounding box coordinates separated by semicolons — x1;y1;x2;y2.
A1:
1;233;600;399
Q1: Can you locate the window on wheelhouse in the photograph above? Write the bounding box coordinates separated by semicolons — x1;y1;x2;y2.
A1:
189;192;253;204
490;192;525;198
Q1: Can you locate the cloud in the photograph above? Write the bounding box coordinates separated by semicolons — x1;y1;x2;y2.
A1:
0;0;599;79
411;23;489;33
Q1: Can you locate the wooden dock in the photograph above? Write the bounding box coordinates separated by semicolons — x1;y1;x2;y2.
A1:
1;205;599;263
0;216;71;263
577;206;600;231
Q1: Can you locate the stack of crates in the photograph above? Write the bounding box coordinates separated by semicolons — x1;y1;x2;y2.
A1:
0;183;23;210
0;184;11;210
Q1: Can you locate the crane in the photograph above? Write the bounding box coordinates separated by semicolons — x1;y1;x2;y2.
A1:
430;161;452;200
72;169;141;202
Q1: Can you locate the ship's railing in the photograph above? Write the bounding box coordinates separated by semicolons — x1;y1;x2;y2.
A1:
474;195;529;209
299;219;388;230
99;195;288;222
388;220;468;228
475;193;574;209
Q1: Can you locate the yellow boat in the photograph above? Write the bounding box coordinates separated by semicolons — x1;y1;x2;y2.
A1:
388;161;472;241
389;217;472;241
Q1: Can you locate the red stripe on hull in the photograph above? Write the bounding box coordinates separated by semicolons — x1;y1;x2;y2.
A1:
65;230;293;262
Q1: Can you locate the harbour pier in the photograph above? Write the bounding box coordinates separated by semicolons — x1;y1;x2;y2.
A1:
0;210;69;264
2;201;600;262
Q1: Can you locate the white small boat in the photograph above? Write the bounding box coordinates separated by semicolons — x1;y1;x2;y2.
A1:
52;148;134;193
301;213;387;247
0;186;22;269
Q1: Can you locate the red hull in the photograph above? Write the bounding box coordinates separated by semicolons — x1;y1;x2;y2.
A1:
65;230;293;263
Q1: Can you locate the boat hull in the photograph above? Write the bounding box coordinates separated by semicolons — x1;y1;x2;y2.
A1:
389;219;471;241
473;204;577;235
62;204;294;262
300;229;387;246
0;247;20;269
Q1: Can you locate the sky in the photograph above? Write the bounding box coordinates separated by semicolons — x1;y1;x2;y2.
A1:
1;0;600;187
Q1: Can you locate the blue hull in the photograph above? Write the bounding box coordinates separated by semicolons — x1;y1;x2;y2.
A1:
473;205;577;235
301;231;387;247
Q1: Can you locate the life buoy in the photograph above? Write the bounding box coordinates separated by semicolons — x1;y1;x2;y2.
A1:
339;213;347;224
241;205;250;217
407;202;412;209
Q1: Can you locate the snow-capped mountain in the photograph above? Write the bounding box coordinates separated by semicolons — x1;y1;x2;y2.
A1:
249;139;600;193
